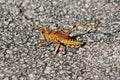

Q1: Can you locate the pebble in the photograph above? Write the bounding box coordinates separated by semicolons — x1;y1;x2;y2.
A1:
44;67;52;74
0;0;6;3
44;53;49;57
0;73;4;78
12;76;17;80
40;77;47;80
59;70;65;74
52;1;57;6
6;50;12;54
3;77;9;80
20;77;26;80
77;76;83;80
40;6;44;12
28;73;34;77
13;47;18;51
94;75;99;80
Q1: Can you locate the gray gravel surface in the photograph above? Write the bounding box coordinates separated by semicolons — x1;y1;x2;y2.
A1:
0;0;120;80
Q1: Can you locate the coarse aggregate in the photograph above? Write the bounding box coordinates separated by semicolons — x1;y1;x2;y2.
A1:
0;0;120;80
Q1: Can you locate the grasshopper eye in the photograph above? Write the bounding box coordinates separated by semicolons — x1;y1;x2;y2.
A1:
41;30;44;34
73;25;76;28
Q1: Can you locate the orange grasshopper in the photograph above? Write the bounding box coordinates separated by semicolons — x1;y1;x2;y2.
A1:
35;21;99;54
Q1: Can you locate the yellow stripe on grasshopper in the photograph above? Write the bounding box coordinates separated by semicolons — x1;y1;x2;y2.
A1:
60;39;83;46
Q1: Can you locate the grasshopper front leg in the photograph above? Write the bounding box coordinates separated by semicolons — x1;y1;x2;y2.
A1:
36;39;47;48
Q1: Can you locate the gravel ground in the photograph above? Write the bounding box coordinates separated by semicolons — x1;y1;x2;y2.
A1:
0;0;120;80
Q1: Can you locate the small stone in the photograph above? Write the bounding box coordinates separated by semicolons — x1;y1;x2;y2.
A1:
24;10;34;19
0;73;4;78
94;75;99;79
60;70;64;74
12;7;20;15
103;52;108;57
52;1;57;6
3;77;9;80
0;0;6;3
78;76;83;80
81;8;86;12
5;54;9;58
63;8;67;14
20;77;26;80
40;6;44;12
45;53;49;57
21;0;30;8
6;50;12;54
66;76;70;80
72;75;77;79
85;4;89;8
12;76;17;80
40;77;47;80
13;47;18;51
39;17;45;22
44;67;52;74
51;70;55;73
28;73;34;77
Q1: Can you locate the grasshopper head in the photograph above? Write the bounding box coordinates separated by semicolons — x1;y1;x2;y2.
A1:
35;25;45;37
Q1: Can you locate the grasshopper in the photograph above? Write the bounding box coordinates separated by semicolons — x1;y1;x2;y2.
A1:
35;21;99;54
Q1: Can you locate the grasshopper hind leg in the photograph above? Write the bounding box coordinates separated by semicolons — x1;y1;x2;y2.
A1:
55;44;66;54
65;20;99;35
60;45;66;55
